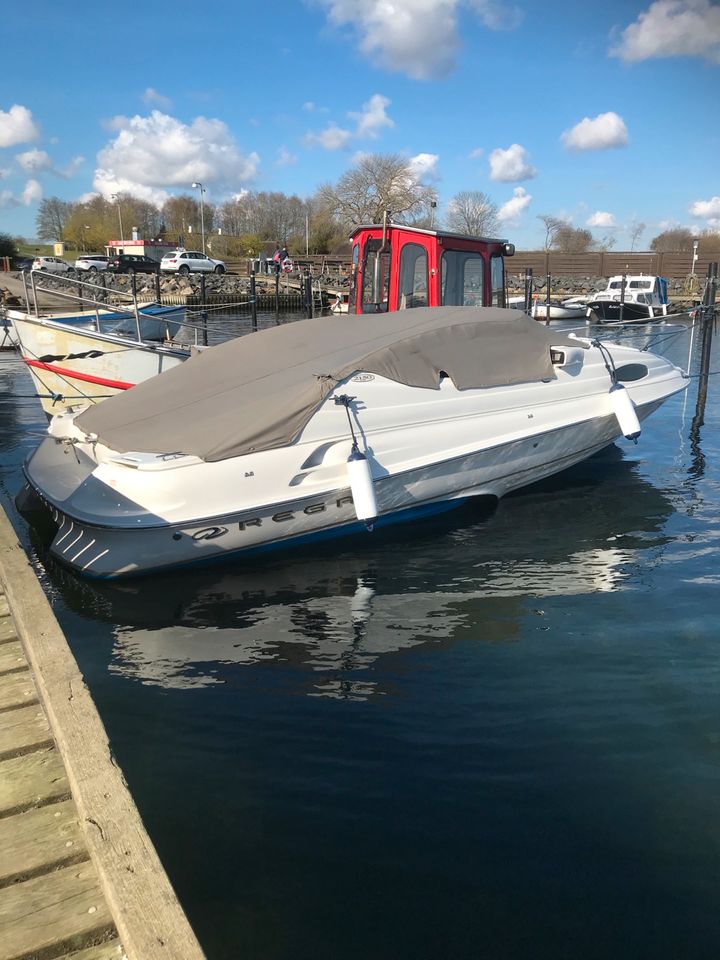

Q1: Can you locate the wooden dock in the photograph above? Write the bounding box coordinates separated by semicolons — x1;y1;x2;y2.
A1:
0;507;206;960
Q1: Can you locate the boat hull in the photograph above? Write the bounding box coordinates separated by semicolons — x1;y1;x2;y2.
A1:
9;310;188;416
585;300;667;324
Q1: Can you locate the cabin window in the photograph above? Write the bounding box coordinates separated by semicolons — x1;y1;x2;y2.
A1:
361;239;391;313
441;250;485;306
397;243;428;309
490;255;505;307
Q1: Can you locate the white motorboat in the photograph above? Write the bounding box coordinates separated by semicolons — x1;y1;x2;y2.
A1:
20;305;688;579
3;269;202;416
586;275;676;323
508;296;588;321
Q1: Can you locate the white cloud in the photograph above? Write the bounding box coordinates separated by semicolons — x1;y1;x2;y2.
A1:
142;87;172;109
305;124;352;150
0;167;11;180
489;144;537;182
0;105;40;148
276;146;298;166
690;196;720;220
610;0;720;62
587;211;617;228
469;147;484;159
305;93;393;151
561;112;629;151
93;111;259;205
60;156;85;179
408;153;439;181
0;190;19;208
316;0;521;80
350;94;394;138
21;179;42;205
498;186;532;222
16;149;53;173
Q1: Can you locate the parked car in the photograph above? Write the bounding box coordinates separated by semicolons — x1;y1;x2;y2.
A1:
107;254;160;274
12;256;34;271
32;256;72;273
75;254;110;272
160;250;226;275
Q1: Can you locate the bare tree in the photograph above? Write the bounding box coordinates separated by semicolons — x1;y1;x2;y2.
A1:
446;191;498;236
318;153;438;228
552;225;593;254
629;221;646;252
649;228;694;252
36;198;74;241
537;214;563;251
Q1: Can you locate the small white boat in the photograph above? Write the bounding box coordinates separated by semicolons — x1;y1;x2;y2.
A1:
7;304;192;417
586;275;676;324
509;296;588;321
3;270;201;416
21;305;688;579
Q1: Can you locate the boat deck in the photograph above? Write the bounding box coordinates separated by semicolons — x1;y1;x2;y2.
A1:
0;506;206;960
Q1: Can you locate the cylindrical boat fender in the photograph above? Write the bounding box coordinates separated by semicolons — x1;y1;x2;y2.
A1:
347;446;378;529
610;382;641;442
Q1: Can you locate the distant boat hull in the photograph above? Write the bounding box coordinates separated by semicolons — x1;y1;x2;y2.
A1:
585;300;668;324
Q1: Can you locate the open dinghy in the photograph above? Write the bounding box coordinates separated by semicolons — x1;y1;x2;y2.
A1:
20;306;688;578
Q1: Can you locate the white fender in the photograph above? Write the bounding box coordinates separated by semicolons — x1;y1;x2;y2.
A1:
610;382;641;441
347;447;378;527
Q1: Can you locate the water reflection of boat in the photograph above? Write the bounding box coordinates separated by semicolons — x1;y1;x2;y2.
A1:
41;449;673;698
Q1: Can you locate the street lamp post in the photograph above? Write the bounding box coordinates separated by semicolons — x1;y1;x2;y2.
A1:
192;181;206;255
110;194;124;248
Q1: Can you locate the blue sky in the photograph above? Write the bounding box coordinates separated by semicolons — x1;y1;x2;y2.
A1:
1;0;719;248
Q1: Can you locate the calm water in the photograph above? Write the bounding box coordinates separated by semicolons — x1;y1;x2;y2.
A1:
1;314;719;960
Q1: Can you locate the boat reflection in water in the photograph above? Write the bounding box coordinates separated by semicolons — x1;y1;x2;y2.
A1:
39;446;673;700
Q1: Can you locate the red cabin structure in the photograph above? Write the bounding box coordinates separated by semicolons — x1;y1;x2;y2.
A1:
348;220;515;315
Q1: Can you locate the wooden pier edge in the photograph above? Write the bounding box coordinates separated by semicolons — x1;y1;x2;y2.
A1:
0;506;207;960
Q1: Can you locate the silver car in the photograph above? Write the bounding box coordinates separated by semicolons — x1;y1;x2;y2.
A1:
32;256;72;273
160;250;226;275
75;255;110;272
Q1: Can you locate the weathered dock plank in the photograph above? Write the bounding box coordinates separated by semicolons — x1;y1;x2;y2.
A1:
0;613;15;642
0;702;52;760
0;667;38;712
0;798;86;886
0;860;115;960
0;639;25;672
57;939;125;960
0;748;71;817
0;507;206;960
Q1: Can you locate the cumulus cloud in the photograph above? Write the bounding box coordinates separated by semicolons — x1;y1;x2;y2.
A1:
587;211;617;228
21;179;42;205
16;149;53;173
315;0;522;80
306;94;393;150
142;87;172;109
350;94;394;138
93;110;259;205
690;196;720;219
498;186;532;222
0;105;40;148
561;112;629;151
610;0;720;62
489;144;537;182
407;152;439;181
0;167;12;180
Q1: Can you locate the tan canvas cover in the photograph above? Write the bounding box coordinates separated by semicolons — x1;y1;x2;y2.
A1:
76;306;585;463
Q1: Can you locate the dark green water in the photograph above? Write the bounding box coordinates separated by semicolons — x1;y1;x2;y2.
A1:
1;316;719;960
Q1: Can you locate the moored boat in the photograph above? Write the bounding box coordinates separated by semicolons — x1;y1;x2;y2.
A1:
20;305;688;579
586;275;676;323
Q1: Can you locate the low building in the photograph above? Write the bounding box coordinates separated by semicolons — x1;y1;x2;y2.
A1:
105;239;177;262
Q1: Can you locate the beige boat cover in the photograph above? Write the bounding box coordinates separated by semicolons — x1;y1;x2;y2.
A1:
76;306;585;463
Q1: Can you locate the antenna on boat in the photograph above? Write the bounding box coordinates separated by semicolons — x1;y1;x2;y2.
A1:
334;394;378;530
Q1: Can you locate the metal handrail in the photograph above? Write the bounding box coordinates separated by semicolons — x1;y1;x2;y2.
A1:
19;270;209;346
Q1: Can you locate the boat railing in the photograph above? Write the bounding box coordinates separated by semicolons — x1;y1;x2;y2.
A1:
20;270;210;346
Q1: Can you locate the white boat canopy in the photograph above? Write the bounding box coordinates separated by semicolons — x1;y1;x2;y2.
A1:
75;306;586;463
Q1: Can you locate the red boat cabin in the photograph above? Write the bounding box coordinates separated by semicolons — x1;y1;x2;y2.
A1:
348;222;515;315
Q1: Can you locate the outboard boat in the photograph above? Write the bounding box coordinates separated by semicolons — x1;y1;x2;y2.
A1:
586;275;675;324
20;306;688;579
